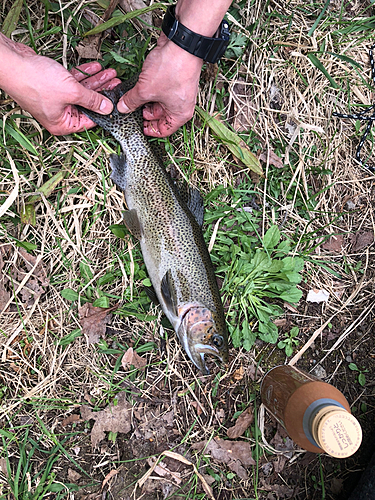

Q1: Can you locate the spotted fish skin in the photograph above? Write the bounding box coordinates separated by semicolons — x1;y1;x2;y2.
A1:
78;81;228;374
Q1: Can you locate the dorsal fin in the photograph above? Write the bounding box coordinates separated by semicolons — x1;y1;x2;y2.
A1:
176;181;204;227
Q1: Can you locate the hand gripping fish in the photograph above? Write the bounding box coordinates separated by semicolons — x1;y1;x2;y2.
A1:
78;80;228;374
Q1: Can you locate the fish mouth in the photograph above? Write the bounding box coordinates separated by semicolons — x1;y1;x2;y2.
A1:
193;344;223;375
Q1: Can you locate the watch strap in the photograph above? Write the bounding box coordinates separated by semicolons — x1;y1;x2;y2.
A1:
162;4;230;64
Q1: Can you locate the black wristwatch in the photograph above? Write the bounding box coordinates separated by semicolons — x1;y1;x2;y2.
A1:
161;4;230;64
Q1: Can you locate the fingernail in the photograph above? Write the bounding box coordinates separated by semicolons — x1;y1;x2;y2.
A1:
117;101;130;114
100;99;112;113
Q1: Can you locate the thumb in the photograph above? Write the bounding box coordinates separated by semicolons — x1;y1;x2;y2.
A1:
117;85;148;114
72;86;113;114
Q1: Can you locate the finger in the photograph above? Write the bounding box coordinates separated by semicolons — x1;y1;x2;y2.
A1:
79;68;117;90
45;105;96;135
117;85;149;114
157;117;181;137
98;78;122;91
70;62;103;81
74;114;97;132
143;120;162;137
72;86;113;114
144;117;180;138
143;102;165;121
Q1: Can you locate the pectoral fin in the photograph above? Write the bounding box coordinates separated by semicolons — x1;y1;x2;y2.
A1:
144;285;159;305
110;154;127;192
160;270;178;317
123;209;142;240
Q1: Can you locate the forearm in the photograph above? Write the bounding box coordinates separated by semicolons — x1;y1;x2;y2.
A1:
175;0;233;37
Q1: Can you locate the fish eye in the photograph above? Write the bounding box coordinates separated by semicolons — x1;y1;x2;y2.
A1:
213;334;224;348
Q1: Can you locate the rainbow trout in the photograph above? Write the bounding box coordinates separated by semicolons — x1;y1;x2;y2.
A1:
79;80;228;374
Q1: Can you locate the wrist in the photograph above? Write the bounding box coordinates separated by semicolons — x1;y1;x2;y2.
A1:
0;34;35;95
175;0;231;37
162;33;203;73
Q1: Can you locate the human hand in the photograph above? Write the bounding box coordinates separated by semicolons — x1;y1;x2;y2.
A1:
117;33;203;137
1;36;120;135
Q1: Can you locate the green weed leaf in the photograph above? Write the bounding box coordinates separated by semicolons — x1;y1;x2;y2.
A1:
93;296;109;308
279;288;303;303
242;321;256;351
61;288;79;301
307;53;339;89
20;204;36;226
80;262;93;283
15;240;37;251
109;224;128;239
4;122;38;154
84;3;165;36
59;328;82;346
195;106;263;176
263;225;280;249
358;373;366;387
1;0;23;37
231;324;242;349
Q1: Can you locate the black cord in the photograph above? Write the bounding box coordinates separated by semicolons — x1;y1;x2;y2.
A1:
332;44;375;172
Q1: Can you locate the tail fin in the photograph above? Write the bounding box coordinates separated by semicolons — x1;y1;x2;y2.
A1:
76;75;143;139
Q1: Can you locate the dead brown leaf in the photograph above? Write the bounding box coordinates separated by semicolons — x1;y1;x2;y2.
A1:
119;0;153;25
0;275;10;313
270;424;295;453
9;362;20;372
227;406;254;439
191;401;203;416
0;457;8;478
232;365;244;381
273;454;287;473
350;231;374;252
77;0;119;59
138;450;215;500
76;36;103;60
3;249;49;308
192;437;255;480
284;303;298;313
259;149;284;169
147;457;182;485
321;234;344;253
79;302;119;344
18;248;49;286
274;318;287;327
260;480;294;498
201;63;219;83
80;391;132;447
101;469;119;490
122;347;147;370
62;414;81;427
134;407;174;442
67;468;81;483
330;477;344;495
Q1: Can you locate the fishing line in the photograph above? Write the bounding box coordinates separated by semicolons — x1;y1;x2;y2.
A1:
332;44;375;172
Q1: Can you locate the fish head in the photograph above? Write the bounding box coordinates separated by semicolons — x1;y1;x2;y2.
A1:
178;305;229;375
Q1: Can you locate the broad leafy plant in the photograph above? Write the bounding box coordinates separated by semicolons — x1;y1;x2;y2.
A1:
207;193;304;351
